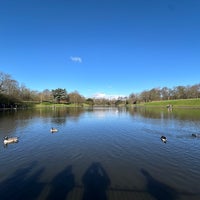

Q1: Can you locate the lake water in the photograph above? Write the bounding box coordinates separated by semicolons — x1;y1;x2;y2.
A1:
0;107;200;200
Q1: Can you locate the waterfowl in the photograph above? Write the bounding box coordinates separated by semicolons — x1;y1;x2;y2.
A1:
50;128;58;133
3;136;19;145
160;136;167;143
192;133;200;138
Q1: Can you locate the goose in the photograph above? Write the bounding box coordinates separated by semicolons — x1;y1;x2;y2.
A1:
161;136;167;143
4;136;19;145
50;127;58;133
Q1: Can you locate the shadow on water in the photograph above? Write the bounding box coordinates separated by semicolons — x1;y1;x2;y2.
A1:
82;162;111;200
141;168;178;200
46;165;75;200
0;161;45;200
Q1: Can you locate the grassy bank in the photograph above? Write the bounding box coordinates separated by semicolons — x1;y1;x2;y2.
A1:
33;99;200;108
142;98;200;108
34;102;90;108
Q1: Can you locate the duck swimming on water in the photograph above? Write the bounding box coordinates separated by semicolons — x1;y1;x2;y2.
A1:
3;136;19;145
161;136;167;143
192;133;200;138
50;127;58;133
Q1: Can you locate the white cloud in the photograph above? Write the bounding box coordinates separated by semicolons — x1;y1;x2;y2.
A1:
93;93;106;99
93;93;127;100
70;56;82;63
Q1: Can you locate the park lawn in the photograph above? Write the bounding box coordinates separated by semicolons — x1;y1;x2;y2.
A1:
34;99;200;108
143;98;200;107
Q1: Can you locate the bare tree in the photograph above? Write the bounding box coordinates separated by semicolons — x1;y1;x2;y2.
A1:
40;89;53;102
68;91;84;105
0;72;19;96
139;90;151;102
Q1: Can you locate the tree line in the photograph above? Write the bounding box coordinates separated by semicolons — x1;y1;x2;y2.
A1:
0;71;200;108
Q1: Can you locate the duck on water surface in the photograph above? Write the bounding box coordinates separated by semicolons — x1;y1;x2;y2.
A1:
3;136;19;145
160;136;167;143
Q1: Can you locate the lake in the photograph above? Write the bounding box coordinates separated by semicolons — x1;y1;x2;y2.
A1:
0;107;200;200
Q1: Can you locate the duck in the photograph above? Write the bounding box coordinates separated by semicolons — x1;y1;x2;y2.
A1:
3;136;19;145
50;127;58;133
192;133;200;138
160;136;167;143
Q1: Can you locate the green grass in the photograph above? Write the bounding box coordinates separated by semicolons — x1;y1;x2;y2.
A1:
33;99;200;108
35;102;90;108
142;98;200;107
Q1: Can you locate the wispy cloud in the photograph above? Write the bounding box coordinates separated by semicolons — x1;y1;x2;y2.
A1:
70;56;82;63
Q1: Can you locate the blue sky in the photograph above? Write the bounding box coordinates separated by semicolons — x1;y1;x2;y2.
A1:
0;0;200;98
